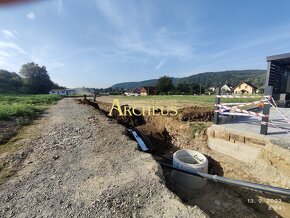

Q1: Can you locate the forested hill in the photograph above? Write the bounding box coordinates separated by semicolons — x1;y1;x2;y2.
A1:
110;70;266;89
110;79;159;90
0;70;23;93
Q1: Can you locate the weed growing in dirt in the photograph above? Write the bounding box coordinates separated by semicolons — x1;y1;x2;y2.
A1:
0;94;61;143
0;94;60;120
191;122;210;137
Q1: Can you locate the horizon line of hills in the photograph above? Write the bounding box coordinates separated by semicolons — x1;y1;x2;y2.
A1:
1;69;266;93
109;69;266;90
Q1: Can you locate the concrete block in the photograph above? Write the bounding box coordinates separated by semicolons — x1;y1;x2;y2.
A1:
207;128;215;138
213;131;224;139
208;138;262;162
245;137;265;146
229;134;236;143
224;132;230;141
231;134;245;143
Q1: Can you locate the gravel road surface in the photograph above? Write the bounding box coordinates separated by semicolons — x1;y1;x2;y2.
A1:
0;98;206;218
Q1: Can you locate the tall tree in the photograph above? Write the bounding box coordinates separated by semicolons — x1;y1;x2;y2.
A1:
19;62;53;94
156;76;174;94
0;70;23;93
189;83;205;95
176;82;190;94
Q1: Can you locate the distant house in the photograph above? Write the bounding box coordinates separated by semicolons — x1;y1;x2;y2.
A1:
140;86;156;96
49;89;66;95
66;89;76;95
233;82;258;94
221;84;233;93
49;89;76;95
124;88;140;96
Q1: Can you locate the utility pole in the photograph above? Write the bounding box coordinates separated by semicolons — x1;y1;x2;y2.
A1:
213;87;221;125
199;83;201;95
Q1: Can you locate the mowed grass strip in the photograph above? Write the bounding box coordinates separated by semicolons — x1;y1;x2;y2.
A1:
116;94;261;102
0;94;61;120
102;95;262;107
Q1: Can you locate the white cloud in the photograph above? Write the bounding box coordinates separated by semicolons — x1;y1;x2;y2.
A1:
207;24;290;61
0;40;29;72
2;30;17;40
26;12;36;20
113;34;191;59
0;59;5;66
0;50;11;58
95;1;193;61
95;0;124;28
0;41;27;54
51;47;96;62
155;60;164;70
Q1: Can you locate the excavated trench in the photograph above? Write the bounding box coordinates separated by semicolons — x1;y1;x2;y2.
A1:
78;98;290;217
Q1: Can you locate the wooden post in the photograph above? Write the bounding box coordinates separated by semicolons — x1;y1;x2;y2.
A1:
213;87;221;125
260;86;273;135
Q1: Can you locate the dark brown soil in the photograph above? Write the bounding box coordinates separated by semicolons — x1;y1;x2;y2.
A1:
177;106;213;122
0;120;20;144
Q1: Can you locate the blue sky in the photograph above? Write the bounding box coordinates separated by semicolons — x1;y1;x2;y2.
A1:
1;0;290;88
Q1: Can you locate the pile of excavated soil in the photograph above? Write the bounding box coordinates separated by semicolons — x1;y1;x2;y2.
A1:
77;99;146;127
177;106;213;122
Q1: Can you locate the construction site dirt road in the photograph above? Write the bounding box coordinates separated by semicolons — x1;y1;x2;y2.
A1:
0;98;206;218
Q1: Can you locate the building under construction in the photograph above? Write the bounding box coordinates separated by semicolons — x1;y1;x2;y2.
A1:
266;53;290;107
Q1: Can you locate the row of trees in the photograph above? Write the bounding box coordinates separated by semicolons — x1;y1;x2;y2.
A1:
156;76;205;95
0;63;63;94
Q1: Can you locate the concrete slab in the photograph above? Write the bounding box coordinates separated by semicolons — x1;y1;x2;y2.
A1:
220;107;290;148
208;108;290;162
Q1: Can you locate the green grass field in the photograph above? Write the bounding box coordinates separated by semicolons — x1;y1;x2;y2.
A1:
99;94;262;107
117;95;216;102
120;94;261;101
0;94;61;120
